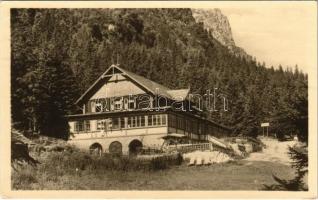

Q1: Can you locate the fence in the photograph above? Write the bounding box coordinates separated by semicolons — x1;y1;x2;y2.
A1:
166;143;213;153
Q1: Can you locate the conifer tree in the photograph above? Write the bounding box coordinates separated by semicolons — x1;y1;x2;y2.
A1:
11;8;308;141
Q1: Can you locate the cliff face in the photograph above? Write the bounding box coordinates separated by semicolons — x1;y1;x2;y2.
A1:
192;8;251;60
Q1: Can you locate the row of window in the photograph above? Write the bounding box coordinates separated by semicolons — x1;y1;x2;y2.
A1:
168;114;225;135
88;96;150;113
74;114;167;132
74;120;91;132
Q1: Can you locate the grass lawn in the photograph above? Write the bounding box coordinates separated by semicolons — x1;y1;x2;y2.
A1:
15;160;295;190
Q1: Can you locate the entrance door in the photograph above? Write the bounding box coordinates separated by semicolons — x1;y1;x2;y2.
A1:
89;143;103;156
129;140;142;156
109;141;122;156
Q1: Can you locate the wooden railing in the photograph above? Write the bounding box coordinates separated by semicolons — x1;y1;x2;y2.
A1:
166;143;213;153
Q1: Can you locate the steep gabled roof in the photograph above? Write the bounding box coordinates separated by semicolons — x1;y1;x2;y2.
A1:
118;66;172;98
167;89;190;100
75;64;190;105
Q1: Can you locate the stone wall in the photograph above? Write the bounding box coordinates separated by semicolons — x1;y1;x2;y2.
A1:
68;132;166;155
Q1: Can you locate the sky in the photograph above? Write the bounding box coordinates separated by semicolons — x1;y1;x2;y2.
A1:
216;2;317;73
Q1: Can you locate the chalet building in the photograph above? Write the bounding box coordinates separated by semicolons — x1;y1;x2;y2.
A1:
67;64;231;155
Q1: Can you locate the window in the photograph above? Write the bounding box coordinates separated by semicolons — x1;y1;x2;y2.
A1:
85;120;90;131
97;120;105;131
161;114;167;125
135;116;139;127
126;116;144;128
115;99;122;110
140;116;145;127
157;115;161;125
124;98;129;110
75;120;90;132
106;118;112;130
95;102;102;112
149;115;163;126
127;117;132;128
153;115;157;126
110;99;115;111
131;117;135;127
102;99;109;112
128;98;135;110
120;118;125;129
75;121;84;132
148;115;153;126
112;118;120;129
125;116;145;128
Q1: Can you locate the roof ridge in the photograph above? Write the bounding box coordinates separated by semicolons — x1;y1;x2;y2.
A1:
167;88;190;91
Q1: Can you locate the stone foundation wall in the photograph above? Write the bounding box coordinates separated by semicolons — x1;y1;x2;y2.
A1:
68;132;166;155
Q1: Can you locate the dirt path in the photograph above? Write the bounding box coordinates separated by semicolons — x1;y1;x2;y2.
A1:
244;137;297;165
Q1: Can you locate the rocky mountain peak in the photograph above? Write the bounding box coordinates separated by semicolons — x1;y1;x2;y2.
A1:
192;8;235;47
192;8;251;60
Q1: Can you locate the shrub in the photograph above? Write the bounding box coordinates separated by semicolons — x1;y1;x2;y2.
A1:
143;153;183;170
12;149;184;190
46;150;182;172
150;156;169;170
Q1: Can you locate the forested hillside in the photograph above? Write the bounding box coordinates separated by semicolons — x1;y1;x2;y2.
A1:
11;8;308;141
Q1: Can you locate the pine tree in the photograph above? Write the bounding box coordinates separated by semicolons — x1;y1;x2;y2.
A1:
264;145;308;191
11;8;308;141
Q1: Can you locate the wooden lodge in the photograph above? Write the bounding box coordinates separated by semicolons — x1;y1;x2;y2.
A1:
67;64;231;155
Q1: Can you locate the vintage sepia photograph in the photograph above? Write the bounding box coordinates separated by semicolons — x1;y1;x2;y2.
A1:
0;1;317;198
